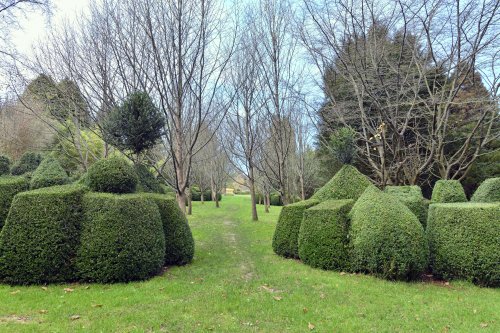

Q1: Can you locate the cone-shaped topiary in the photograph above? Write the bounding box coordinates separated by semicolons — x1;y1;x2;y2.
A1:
431;180;467;203
135;164;165;194
385;185;429;227
471;178;500;203
86;157;138;193
349;186;428;280
272;199;320;258
298;199;354;270
0;176;29;229
0;155;10;175
311;165;371;202
10;152;42;176
30;157;69;190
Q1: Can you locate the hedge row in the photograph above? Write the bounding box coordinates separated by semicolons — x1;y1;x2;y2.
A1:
0;176;29;229
384;185;429;227
311;164;371;202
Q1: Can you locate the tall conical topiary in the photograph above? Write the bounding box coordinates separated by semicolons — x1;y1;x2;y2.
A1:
30;157;69;190
471;178;500;203
431;180;467;203
312;165;372;202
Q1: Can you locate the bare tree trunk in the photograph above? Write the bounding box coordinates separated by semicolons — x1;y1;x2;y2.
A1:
177;192;187;214
265;192;270;213
187;187;192;216
249;166;258;221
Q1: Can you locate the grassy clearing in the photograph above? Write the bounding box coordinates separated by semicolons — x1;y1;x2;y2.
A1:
0;195;498;332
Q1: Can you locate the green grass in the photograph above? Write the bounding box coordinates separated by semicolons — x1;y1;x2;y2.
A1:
0;195;499;332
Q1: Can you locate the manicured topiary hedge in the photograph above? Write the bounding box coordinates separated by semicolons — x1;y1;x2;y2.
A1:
431;180;467;203
76;193;165;283
272;199;320;258
385;185;429;227
298;199;354;270
86;157;138;193
427;202;500;287
349;186;428;280
471;178;500;203
0;176;29;229
30;157;69;190
135;164;165;194
312;165;371;202
0;155;10;176
10;152;42;176
0;185;87;284
143;193;194;265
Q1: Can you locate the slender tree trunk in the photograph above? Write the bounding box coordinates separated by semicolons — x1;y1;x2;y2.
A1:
176;192;187;214
265;192;270;213
215;192;220;208
201;191;204;204
248;167;258;221
299;173;305;201
187;187;192;215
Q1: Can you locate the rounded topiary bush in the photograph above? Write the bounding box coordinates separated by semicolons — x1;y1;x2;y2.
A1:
349;186;428;280
0;176;29;229
76;193;165;283
471;178;500;203
0;155;11;175
143;193;194;265
0;185;86;284
135;164;165;194
10;152;42;175
272;199;320;258
427;202;500;287
431;180;467;203
312;165;372;202
298;199;354;270
30;157;69;190
385;185;429;227
86;157;138;193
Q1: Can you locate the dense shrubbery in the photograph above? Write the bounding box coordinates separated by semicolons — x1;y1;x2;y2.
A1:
427;202;500;287
10;152;42;175
431;180;467;203
0;155;10;176
0;185;86;284
0;176;29;228
298;199;353;270
76;193;165;283
384;185;429;227
191;186;222;202
471;178;500;203
135;164;165;194
349;186;428;280
30;157;69;190
272;199;320;258
312;165;371;202
87;157;138;193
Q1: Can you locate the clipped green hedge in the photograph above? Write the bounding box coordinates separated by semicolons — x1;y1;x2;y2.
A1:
298;199;354;270
0;185;86;284
142;193;194;265
10;152;42;176
76;193;165;283
312;165;371;202
0;176;29;229
0;155;10;175
385;185;429;227
427;202;500;287
471;178;500;203
191;186;222;202
30;157;69;190
87;157;138;193
431;180;467;203
272;199;320;258
349;186;428;280
135;164;165;194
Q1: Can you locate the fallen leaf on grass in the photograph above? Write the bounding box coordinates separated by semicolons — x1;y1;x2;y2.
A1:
10;290;21;295
39;310;48;314
260;285;281;293
319;293;326;299
480;323;488;328
91;304;103;308
308;322;315;330
41;287;48;291
64;288;74;293
69;315;80;321
273;296;282;301
303;307;308;314
340;272;346;275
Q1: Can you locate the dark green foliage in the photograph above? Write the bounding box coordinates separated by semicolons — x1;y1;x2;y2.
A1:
431;180;467;203
312;165;372;202
349;186;428;280
10;152;42;175
142;193;194;265
270;193;282;206
191;186;222;202
87;157;138;193
135;164;165;194
385;185;428;227
427;203;500;287
0;185;86;284
103;91;165;155
272;199;320;258
329;127;357;164
298;199;354;270
0;155;10;175
76;193;165;283
30;157;69;190
0;177;29;228
471;178;500;203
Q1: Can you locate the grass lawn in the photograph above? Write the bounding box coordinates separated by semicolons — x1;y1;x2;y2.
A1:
0;195;498;332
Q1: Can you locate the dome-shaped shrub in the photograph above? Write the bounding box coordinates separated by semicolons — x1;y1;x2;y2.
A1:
0;155;10;176
143;193;194;265
30;157;69;190
10;152;42;175
349;186;428;280
0;176;29;229
76;193;165;283
385;185;429;227
471;178;500;203
86;157;138;193
431;180;467;203
135;164;165;194
312;165;371;202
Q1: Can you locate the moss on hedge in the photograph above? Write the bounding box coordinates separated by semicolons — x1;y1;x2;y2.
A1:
76;193;165;283
272;199;320;258
298;199;354;270
0;155;10;176
431;180;467;203
86;157;138;194
10;152;42;176
471;178;500;203
385;185;429;227
0;176;29;229
135;164;165;194
427;202;500;287
30;157;69;190
0;185;87;284
311;165;371;202
349;186;428;280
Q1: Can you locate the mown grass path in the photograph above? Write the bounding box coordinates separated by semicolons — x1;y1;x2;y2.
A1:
0;195;499;332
